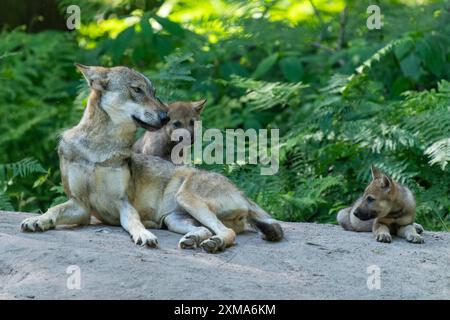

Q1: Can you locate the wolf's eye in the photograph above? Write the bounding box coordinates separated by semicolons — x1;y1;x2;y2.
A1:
367;196;375;203
131;87;143;94
173;121;182;128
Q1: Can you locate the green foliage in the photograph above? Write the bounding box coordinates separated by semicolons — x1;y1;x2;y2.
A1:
0;29;79;212
0;158;47;211
0;0;449;231
0;158;46;178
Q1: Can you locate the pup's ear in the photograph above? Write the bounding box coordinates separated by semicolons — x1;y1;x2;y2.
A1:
370;165;382;180
381;173;395;194
167;102;177;109
191;99;207;113
75;63;108;91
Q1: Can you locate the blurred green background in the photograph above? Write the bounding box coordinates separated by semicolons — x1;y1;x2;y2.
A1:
0;0;449;230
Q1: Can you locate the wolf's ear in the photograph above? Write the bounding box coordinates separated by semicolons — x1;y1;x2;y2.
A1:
370;165;382;180
191;99;207;113
75;63;108;91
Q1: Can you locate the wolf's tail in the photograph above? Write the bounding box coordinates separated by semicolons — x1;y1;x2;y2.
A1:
246;198;283;242
337;207;355;231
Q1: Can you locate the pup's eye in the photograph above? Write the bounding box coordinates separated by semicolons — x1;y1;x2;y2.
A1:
173;121;182;128
131;87;143;94
367;196;375;203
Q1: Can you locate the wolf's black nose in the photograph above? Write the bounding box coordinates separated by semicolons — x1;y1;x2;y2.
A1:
159;111;169;125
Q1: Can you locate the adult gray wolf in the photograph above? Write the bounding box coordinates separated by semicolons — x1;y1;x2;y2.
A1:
21;64;168;247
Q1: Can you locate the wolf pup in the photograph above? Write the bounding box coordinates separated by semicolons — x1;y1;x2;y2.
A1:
21;64;168;247
133;99;206;161
337;165;424;244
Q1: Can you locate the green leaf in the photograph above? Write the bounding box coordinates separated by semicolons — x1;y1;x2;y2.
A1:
279;57;303;82
391;76;411;96
393;38;414;60
111;26;135;64
399;53;422;82
153;15;185;37
416;36;445;78
219;61;248;79
252;53;278;79
32;169;50;189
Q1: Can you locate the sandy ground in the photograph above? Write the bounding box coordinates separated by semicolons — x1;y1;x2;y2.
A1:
0;211;449;300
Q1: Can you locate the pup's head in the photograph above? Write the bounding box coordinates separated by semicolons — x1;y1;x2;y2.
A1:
163;99;206;142
76;64;169;131
353;165;397;221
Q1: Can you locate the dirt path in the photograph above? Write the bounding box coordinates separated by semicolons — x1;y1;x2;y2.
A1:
0;211;449;299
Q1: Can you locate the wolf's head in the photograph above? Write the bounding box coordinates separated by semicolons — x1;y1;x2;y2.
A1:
76;64;169;131
353;165;397;221
163;99;206;142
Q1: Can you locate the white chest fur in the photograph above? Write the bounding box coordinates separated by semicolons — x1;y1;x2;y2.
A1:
62;158;131;224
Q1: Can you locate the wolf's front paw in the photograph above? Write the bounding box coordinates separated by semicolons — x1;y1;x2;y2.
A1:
376;233;392;243
407;234;424;244
21;216;54;232
200;236;225;253
131;229;158;247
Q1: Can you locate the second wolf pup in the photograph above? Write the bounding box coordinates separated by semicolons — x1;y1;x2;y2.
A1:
133;99;206;161
337;165;424;244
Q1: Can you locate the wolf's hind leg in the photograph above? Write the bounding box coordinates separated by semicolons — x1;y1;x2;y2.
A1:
164;211;213;249
247;201;283;242
398;224;424;244
175;192;235;253
21;199;89;232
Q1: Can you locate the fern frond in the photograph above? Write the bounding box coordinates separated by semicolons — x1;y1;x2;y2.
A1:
425;138;450;170
229;75;307;110
0;190;14;211
152;52;196;82
0;158;46;178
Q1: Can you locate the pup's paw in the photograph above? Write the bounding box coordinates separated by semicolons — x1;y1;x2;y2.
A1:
179;234;198;249
131;229;158;247
376;233;392;243
413;223;424;235
21;216;54;232
200;236;225;253
407;234;424;244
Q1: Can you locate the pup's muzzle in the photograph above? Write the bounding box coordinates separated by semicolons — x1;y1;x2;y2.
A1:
158;110;169;126
354;208;376;221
